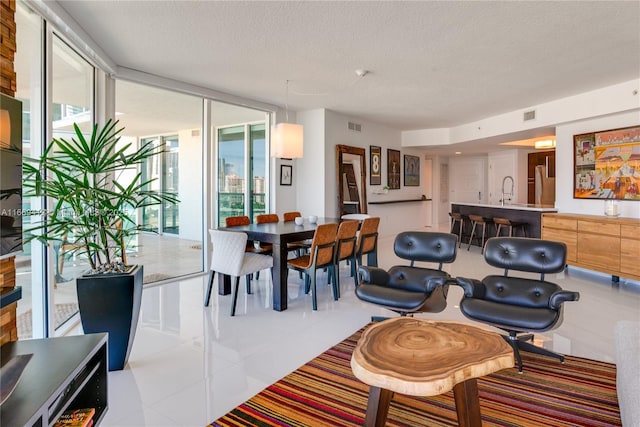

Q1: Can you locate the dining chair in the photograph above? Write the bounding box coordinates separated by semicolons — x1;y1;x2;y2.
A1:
283;211;302;222
205;229;274;316
225;215;271;287
287;223;339;310
256;213;279;224
356;217;380;268
332;220;359;297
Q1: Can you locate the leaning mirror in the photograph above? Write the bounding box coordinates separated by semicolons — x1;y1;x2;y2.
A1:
336;145;368;217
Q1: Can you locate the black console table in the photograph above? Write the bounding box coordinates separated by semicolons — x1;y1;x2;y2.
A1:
0;333;108;426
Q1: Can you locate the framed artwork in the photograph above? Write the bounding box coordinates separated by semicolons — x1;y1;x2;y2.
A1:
280;164;292;186
404;154;420;186
573;125;640;200
387;149;401;189
370;145;381;185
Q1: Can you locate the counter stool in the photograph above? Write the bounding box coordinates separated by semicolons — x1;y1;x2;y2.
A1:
494;217;527;237
467;214;492;254
448;212;465;248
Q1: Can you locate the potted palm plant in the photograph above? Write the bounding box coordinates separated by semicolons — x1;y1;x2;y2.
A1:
24;119;178;370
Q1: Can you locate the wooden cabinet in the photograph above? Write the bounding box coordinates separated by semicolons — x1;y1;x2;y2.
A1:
542;213;640;281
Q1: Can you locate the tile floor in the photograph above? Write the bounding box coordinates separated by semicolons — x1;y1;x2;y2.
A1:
97;233;640;427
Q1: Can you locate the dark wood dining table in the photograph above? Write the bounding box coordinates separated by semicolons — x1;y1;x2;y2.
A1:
218;217;341;311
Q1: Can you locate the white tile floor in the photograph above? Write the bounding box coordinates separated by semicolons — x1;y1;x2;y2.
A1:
99;233;640;427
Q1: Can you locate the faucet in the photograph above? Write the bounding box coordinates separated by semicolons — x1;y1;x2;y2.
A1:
501;175;514;206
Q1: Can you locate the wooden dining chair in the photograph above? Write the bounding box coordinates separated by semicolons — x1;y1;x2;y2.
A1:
256;213;279;224
283;211;302;222
332;220;359;297
356;217;380;268
287;223;339;310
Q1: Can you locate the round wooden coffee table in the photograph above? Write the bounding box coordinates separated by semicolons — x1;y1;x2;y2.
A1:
351;317;514;427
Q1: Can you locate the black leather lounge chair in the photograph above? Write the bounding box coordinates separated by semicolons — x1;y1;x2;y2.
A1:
355;231;457;320
455;237;580;372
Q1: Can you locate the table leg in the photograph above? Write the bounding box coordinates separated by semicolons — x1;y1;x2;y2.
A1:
271;242;288;311
217;274;231;295
364;386;393;427
453;378;482;427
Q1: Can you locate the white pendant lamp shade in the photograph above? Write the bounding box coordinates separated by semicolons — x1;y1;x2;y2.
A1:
271;122;303;158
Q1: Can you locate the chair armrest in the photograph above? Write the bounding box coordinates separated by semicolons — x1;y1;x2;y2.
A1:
454;277;486;298
425;276;452;293
549;290;580;309
358;266;390;285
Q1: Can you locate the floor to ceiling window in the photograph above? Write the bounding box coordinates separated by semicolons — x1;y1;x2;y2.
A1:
213;102;269;227
14;1;44;339
49;34;95;335
115;80;203;282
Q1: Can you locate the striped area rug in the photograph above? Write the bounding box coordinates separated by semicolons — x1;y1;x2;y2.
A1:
210;325;620;427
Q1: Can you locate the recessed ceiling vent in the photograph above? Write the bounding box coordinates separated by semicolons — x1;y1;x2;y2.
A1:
523;110;536;121
348;121;362;132
191;129;200;137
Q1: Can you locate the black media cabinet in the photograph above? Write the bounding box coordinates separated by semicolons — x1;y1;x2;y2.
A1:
0;333;108;426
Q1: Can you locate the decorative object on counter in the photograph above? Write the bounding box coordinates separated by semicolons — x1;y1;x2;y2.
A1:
574;125;640;201
0;353;32;405
387;149;400;189
369;145;381;185
604;200;620;217
403;154;420;186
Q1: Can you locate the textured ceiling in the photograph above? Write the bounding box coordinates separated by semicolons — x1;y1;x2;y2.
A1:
56;1;639;134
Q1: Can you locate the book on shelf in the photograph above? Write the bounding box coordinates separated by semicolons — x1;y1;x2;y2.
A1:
53;407;95;427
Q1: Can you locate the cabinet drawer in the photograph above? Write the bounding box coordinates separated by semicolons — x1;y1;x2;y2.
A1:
621;237;640;277
578;220;620;236
542;228;577;263
542;215;576;231
577;234;620;270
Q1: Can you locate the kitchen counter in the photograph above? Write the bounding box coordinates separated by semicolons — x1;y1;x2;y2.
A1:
453;202;557;212
452;203;558;241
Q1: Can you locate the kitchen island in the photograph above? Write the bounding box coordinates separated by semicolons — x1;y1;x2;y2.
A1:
451;203;557;244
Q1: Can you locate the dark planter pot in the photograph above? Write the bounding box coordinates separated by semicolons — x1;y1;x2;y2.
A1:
76;265;143;371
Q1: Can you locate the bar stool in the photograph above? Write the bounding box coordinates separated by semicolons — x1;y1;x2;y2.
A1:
494;217;527;237
448;212;464;248
467;214;492;254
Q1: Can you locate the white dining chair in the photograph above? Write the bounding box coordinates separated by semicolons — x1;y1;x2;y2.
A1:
205;229;273;316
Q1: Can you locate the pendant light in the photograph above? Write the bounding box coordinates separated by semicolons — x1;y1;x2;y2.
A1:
271;80;304;158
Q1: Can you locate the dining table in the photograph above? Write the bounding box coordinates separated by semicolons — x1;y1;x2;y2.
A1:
218;217;341;311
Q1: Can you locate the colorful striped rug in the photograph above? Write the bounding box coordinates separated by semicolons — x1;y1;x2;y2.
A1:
210;325;620;427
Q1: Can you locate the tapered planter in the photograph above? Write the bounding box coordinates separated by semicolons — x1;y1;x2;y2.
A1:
76;265;143;371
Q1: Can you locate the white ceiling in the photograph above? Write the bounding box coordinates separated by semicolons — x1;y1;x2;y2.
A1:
53;1;640;149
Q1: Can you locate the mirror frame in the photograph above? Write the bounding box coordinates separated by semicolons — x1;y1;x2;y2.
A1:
336;144;368;216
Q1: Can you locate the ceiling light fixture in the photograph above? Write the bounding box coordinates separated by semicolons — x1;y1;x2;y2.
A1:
271;80;303;159
534;139;556;149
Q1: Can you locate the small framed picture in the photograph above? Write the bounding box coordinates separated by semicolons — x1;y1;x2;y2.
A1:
370;145;381;185
280;164;292;186
387;149;401;189
404;154;420;186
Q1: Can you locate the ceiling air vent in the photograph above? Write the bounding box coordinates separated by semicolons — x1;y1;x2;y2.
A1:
523;110;536;121
191;129;201;137
348;121;362;132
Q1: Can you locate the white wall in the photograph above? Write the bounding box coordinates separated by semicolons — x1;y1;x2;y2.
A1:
323;110;428;237
294;109;326;218
178;129;203;241
556;110;640;219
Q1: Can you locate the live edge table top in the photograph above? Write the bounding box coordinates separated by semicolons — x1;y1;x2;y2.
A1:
351;318;514;396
